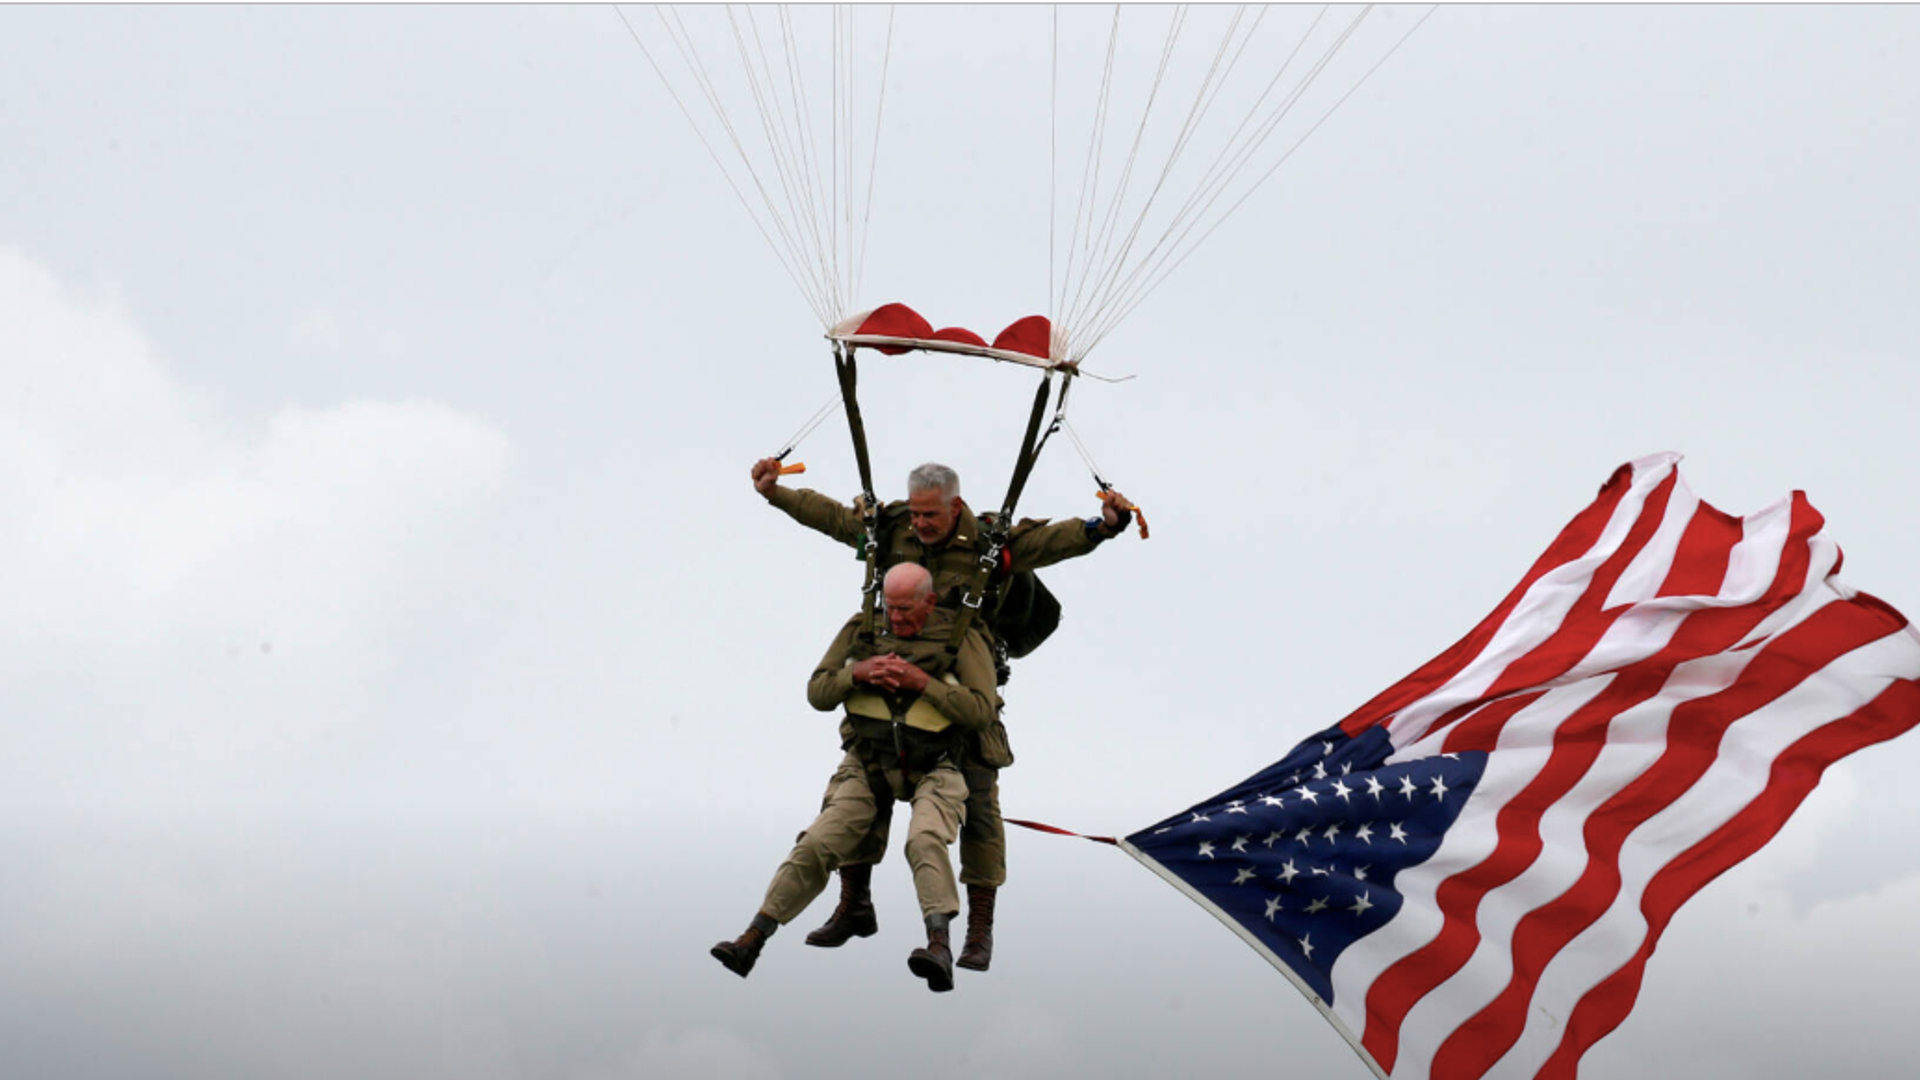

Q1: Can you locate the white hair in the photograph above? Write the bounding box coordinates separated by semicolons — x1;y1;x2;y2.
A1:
906;462;960;500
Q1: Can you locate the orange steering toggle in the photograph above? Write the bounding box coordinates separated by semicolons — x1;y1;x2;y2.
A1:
1096;492;1150;540
778;463;807;476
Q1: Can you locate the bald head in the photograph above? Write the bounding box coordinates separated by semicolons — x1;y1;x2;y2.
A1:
883;563;933;605
883;563;938;638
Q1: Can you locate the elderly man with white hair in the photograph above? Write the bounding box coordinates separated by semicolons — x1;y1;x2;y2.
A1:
710;562;1001;993
750;456;1135;972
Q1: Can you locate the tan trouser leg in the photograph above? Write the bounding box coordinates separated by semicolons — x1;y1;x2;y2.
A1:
901;762;969;921
958;763;1005;887
760;753;878;924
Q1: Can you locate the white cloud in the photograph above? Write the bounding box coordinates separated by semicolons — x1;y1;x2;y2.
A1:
0;246;516;808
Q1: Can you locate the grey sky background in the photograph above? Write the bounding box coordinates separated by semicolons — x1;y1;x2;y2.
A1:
3;4;1918;1079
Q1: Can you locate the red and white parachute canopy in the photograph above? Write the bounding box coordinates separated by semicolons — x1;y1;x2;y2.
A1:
828;303;1068;370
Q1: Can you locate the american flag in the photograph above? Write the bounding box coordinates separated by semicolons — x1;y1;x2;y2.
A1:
1124;453;1920;1080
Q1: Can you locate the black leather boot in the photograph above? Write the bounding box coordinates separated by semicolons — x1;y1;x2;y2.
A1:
957;884;996;971
907;912;956;993
804;864;878;947
710;912;778;978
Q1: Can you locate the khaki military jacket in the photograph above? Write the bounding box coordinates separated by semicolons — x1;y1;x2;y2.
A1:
767;485;1103;611
808;609;1000;732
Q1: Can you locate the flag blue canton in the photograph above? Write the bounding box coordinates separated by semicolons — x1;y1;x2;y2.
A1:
1126;726;1487;1003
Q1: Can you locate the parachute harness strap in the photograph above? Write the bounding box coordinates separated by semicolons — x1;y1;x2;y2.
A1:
833;343;885;649
939;370;1069;675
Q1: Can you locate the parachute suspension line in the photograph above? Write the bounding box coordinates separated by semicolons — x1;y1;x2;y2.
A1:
1075;4;1385;355
828;5;843;319
773;391;846;461
1064;3;1340;355
761;6;847;315
618;4;831;326
1060;4;1189;338
1082;3;1435;355
1061;417;1109;489
1069;5;1263;344
1056;5;1125;322
845;6;859;315
855;5;895;306
1062;416;1150;539
774;6;841;317
726;8;836;321
658;3;828;316
1048;4;1059;321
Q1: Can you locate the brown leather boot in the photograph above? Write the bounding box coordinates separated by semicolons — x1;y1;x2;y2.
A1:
907;912;956;993
957;884;996;971
710;913;777;978
804;864;878;947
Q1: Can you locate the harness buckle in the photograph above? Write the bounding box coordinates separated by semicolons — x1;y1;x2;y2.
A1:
961;590;985;610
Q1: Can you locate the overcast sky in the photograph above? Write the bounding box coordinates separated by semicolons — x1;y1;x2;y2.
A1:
4;4;1919;1079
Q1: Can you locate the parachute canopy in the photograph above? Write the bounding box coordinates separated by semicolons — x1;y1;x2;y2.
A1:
828;303;1066;368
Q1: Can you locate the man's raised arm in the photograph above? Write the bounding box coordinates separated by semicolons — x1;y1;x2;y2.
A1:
753;456;868;548
1004;488;1138;572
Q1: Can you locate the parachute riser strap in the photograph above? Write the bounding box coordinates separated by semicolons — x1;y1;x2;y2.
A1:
835;344;885;647
935;371;1064;676
998;372;1064;527
933;520;1007;679
936;373;1056;679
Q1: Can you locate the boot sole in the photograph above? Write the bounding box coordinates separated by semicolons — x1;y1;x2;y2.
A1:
803;923;879;948
908;950;954;992
709;944;754;978
956;953;991;972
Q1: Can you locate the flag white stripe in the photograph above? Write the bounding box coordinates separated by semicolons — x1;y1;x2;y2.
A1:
1384;458;1680;749
1392;642;1770;1080
1493;616;1918;1080
1601;481;1699;610
1341;459;1818;1076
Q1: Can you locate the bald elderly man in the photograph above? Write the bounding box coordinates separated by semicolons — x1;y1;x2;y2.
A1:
751;457;1135;971
710;562;1001;993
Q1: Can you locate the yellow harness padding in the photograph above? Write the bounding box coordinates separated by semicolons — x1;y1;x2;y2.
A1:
844;673;961;733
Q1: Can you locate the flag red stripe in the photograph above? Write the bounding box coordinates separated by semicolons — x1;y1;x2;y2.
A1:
1417;471;1679;743
1439;690;1548;755
1535;673;1920;1080
1655;499;1744;599
1429;593;1891;1079
1360;483;1805;1073
1335;463;1640;738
